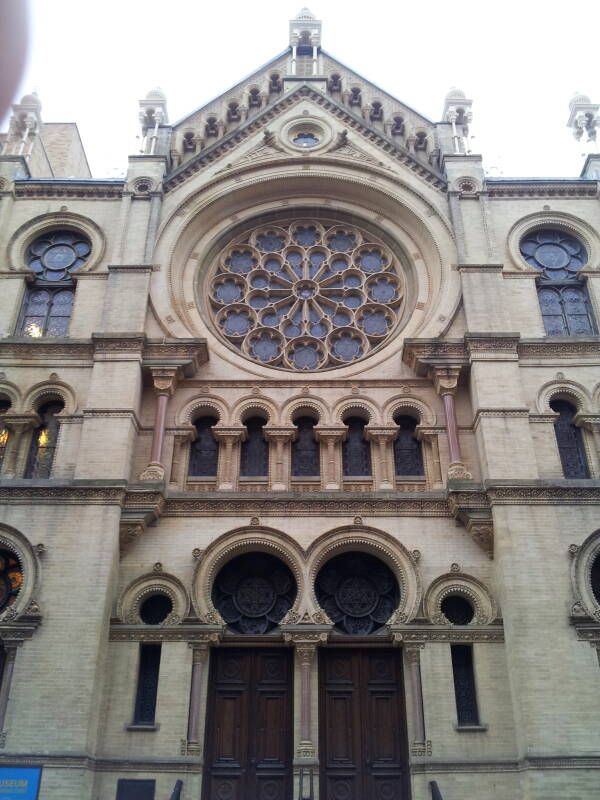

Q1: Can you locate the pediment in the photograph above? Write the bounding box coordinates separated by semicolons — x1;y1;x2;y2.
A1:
165;84;446;193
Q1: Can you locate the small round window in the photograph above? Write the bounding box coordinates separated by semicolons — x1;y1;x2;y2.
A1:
441;594;474;625
0;549;23;612
27;231;91;281
293;132;320;147
519;229;587;280
139;593;173;625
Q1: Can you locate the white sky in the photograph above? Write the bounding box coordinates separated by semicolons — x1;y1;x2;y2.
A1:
8;0;600;178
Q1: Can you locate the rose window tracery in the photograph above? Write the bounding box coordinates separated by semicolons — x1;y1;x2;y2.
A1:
212;553;297;634
207;219;405;370
315;552;400;635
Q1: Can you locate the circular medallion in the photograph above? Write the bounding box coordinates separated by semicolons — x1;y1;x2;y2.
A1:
206;219;405;370
519;229;587;279
335;576;378;616
27;230;91;281
234;576;276;617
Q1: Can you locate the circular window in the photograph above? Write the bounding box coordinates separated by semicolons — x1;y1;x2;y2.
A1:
207;219;405;370
441;594;474;625
591;553;600;606
27;231;91;281
315;552;400;635
139;593;173;625
0;549;23;613
212;553;297;634
293;132;320;147
519;230;587;279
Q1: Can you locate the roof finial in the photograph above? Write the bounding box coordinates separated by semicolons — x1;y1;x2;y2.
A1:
289;7;322;74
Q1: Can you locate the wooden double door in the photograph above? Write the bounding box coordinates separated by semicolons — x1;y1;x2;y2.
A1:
202;648;293;800
320;648;410;800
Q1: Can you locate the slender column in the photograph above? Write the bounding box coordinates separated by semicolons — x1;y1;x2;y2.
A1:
1;415;39;479
187;645;209;745
417;428;443;486
297;644;316;745
405;645;426;743
213;428;245;491
264;427;295;491
575;415;600;478
315;428;346;490
366;427;397;489
431;367;472;480
0;644;19;738
140;367;179;482
169;429;195;488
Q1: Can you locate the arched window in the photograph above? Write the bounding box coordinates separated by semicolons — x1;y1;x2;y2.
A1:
590;552;600;606
292;416;320;477
240;416;268;477
393;414;424;476
18;230;90;338
248;88;261;108
349;87;362;107
342;416;371;477
551;399;590;479
25;400;64;478
0;400;11;472
370;101;383;122
188;416;219;477
0;549;23;612
520;230;596;336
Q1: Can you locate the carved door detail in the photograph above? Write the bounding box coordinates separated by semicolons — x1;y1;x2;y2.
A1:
320;649;410;800
203;648;293;800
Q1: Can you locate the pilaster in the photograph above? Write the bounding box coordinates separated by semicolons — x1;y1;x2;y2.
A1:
315;427;346;490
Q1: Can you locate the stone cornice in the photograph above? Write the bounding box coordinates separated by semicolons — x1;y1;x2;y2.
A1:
392;625;504;643
518;337;600;359
13;180;124;200
164;84;446;193
109;623;223;643
485;179;598;199
411;756;600;772
0;481;127;505
484;480;600;505
0;753;202;772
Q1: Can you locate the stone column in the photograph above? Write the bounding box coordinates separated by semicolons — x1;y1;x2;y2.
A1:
366;427;397;489
169;428;196;488
1;414;39;478
186;644;209;751
405;644;426;745
213;428;246;490
417;427;443;487
264;427;295;491
315;428;346;490
575;414;600;478
431;367;472;480
0;643;19;743
140;367;179;481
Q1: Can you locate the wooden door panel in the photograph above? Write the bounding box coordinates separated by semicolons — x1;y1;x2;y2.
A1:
212;692;246;766
325;693;357;765
255;691;288;765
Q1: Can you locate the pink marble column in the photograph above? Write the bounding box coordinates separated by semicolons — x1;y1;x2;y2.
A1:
431;367;472;480
442;392;462;465
140;367;178;482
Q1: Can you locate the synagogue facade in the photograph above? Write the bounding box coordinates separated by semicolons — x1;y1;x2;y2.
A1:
0;9;599;800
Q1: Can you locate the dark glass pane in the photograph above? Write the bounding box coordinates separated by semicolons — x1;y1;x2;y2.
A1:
134;644;161;724
292;416;320;476
315;552;399;635
562;285;595;335
212;553;296;634
342;417;371;477
188;416;219;476
591;555;600;606
18;286;74;338
393;416;424;476
551;400;590;478
0;548;23;611
26;230;91;280
116;779;156;800
240;417;268;477
520;229;587;279
25;401;64;478
451;644;479;725
139;594;172;625
441;595;474;625
0;427;8;471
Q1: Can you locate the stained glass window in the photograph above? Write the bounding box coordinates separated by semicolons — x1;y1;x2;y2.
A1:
133;644;161;724
342;417;371;477
240;417;268;477
18;287;75;338
0;549;24;612
208;219;405;370
292;416;320;477
25;401;63;479
550;399;590;479
315;552;399;635
0;401;10;472
189;416;219;477
212;553;296;634
520;229;596;336
393;415;424;476
26;230;90;281
451;644;479;726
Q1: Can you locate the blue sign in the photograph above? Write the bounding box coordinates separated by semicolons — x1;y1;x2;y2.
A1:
0;767;42;799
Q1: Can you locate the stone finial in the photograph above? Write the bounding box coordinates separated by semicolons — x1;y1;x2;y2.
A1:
442;88;473;155
567;92;599;149
139;87;169;135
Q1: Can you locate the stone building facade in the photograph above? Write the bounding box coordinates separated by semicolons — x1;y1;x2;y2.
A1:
0;8;599;800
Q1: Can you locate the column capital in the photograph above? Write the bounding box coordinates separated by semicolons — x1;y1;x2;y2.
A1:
365;426;397;443
147;366;180;397
315;426;346;443
189;643;211;663
429;366;461;395
213;426;246;443
3;413;40;432
264;426;296;442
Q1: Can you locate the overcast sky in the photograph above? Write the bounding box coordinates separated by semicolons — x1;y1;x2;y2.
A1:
7;0;600;178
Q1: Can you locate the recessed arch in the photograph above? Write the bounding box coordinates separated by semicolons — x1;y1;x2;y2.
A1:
178;395;228;426
334;397;379;425
281;396;328;426
384;394;436;426
571;529;600;621
117;571;190;626
424;572;497;625
0;523;41;622
231;397;277;426
536;378;591;415
24;380;77;415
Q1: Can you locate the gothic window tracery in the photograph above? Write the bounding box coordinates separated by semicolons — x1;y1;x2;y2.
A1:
550;399;590;478
520;229;596;336
207;219;404;370
25;400;64;479
240;416;269;477
188;416;219;477
342;417;371;477
393;414;423;476
315;552;400;635
291;416;320;477
212;553;296;634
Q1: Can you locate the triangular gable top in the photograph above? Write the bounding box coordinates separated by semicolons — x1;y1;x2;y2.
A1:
164;82;445;193
172;49;435;133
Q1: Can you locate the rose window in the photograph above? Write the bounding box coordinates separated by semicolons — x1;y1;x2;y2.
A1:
0;549;23;613
519;230;587;279
27;230;91;281
212;553;297;634
208;219;404;370
315;552;400;635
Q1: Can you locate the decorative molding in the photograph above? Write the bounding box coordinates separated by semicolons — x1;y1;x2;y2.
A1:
486;180;598;199
0;484;126;505
392;625;504;643
109;625;223;643
519;337;600;359
13;180;124;199
485;483;600;505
